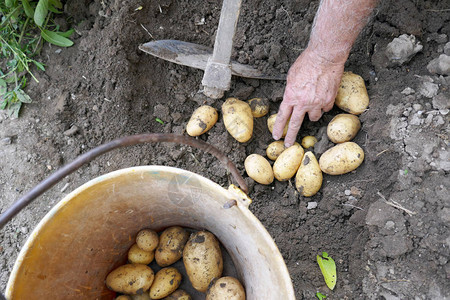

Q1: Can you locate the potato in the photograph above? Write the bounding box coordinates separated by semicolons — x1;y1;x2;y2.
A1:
335;72;369;115
327;114;361;143
136;229;159;252
162;290;191;300
222;98;253;143
183;231;223;292
266;141;286;161
319;142;365;175
247;97;269;118
116;296;132;300
267;114;289;138
295;151;322;197
244;154;274;185
155;226;189;267
273;144;305;181
301;136;318;149
131;293;151;300
162;290;192;300
186;105;218;136
206;277;246;300
149;267;182;299
128;243;155;265
106;264;154;294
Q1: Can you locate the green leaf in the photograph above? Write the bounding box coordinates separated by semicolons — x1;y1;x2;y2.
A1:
316;292;327;300
22;0;35;19
317;252;337;290
34;0;49;27
5;0;15;8
155;118;164;125
33;60;45;71
15;89;32;103
49;0;62;9
58;28;74;38
0;79;6;96
7;101;21;118
40;29;73;47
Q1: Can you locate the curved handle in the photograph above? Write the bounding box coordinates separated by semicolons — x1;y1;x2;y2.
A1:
0;133;247;230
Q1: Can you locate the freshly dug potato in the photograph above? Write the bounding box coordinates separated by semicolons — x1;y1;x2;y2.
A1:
267;114;289;138
273;144;305;181
131;293;151;300
266;141;286;161
136;229;159;252
248;97;269;118
128;243;155;265
162;290;192;300
106;264;154;294
186;105;218;136
183;231;223;292
244;154;274;185
222;98;253;143
155;226;189;267
116;296;132;300
206;277;246;300
295;152;322;197
301;136;318;149
319;142;365;175
335;72;369;115
327;113;361;143
149;267;182;299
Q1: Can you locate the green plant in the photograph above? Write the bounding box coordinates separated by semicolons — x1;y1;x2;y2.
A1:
317;252;337;290
0;0;73;117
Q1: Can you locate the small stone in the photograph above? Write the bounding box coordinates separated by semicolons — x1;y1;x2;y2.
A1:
401;87;415;95
55;49;62;54
432;93;450;110
92;105;99;111
409;114;422;126
63;125;79;136
385;221;395;230
385;34;423;65
1;137;12;145
440;109;449;115
412;104;422;111
344;189;351;196
427;33;448;44
427;54;450;75
434;116;445;126
424;114;433;126
418;82;439;98
444;42;450;56
20;227;28;234
307;202;317;210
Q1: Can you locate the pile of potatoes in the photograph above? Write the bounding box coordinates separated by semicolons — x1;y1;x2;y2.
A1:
106;227;246;300
184;72;368;197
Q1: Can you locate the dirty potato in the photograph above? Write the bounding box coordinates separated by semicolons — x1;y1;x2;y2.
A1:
244;154;274;185
206;277;246;300
128;243;155;265
155;226;189;267
295;152;323;197
136;229;159;252
267;114;289;138
222;98;253;143
301;136;318;149
131;293;151;300
335;72;369;115
266;141;286;161
327;114;361;143
186;105;218;136
116;296;132;300
161;289;192;300
273;144;304;181
248;97;269;118
183;231;223;292
106;264;154;294
149;267;182;299
319;142;365;175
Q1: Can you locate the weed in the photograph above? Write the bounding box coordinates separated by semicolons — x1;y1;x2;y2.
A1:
0;0;73;117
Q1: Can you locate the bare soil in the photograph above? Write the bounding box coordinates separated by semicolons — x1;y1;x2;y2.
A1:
1;0;449;299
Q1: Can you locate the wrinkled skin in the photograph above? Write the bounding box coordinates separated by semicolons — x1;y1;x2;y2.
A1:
273;48;345;146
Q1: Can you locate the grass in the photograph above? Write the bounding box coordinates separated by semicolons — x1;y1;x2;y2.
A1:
0;0;73;117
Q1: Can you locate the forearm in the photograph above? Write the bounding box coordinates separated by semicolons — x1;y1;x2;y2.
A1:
308;0;379;64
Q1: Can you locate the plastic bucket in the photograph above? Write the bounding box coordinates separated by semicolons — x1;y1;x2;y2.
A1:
5;166;295;299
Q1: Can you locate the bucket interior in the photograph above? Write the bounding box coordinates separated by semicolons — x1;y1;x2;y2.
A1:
6;166;294;299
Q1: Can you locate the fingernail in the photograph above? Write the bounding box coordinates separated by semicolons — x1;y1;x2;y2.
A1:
273;134;280;140
285;142;292;147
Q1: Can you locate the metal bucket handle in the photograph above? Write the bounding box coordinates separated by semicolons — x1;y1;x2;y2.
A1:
0;133;248;232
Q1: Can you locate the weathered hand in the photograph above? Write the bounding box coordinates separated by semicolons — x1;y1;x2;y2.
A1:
272;48;345;147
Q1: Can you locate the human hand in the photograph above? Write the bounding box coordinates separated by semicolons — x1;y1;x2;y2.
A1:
272;48;345;147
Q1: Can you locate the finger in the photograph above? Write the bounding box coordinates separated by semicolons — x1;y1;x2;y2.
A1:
323;98;335;112
284;108;306;147
308;108;323;122
272;102;293;140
